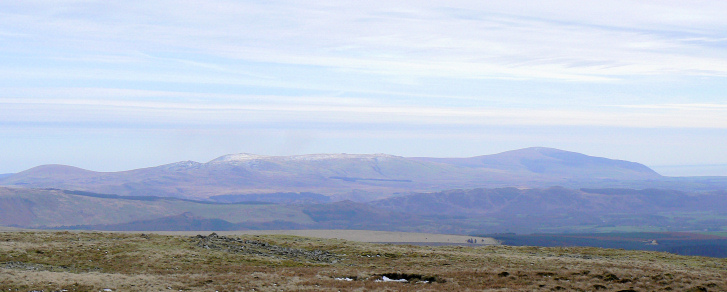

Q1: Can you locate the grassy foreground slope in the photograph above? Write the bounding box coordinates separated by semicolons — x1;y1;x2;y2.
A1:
1;231;726;291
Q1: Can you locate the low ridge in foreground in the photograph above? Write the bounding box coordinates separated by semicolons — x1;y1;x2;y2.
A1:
1;231;725;291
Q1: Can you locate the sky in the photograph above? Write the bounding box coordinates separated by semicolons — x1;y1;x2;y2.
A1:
1;0;727;176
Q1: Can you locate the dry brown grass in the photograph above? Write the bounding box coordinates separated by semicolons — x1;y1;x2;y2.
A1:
154;229;499;245
1;231;726;291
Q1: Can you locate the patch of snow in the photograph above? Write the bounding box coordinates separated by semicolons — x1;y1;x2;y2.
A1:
375;276;408;283
334;277;354;281
208;153;270;163
208;153;400;164
160;161;203;170
283;153;397;161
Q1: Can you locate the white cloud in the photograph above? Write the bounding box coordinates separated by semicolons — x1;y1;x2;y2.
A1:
3;95;727;129
2;1;727;172
614;103;727;110
3;1;727;81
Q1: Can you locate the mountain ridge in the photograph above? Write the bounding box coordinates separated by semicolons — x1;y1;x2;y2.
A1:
411;147;660;178
0;147;668;200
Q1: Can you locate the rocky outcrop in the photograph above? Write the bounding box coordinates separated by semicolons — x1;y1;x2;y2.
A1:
192;233;338;263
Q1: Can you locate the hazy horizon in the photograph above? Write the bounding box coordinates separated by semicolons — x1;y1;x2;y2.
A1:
1;148;726;177
2;1;726;175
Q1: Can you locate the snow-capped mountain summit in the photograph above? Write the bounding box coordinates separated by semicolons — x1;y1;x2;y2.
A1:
159;161;204;171
207;153;398;164
0;148;665;200
207;153;271;164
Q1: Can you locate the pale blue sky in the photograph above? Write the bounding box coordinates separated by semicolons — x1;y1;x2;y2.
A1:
2;1;727;175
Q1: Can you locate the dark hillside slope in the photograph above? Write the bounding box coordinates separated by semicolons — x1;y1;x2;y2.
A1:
369;187;727;233
65;212;240;231
3;186;727;234
0;187;312;228
370;187;720;216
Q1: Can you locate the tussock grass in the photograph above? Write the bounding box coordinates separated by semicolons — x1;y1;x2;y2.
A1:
1;231;726;291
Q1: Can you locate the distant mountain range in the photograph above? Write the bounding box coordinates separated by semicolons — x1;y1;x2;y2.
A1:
3;147;727;235
2;186;727;235
0;147;671;200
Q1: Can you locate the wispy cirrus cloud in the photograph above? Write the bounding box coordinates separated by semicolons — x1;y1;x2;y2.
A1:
3;94;727;129
614;103;727;110
2;1;727;172
3;1;727;82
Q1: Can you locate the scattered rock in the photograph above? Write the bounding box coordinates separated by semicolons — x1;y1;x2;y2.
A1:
536;272;555;277
192;233;339;263
1;261;72;272
602;273;620;281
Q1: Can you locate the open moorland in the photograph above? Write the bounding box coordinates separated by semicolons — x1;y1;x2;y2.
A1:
2;231;726;291
155;229;499;245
